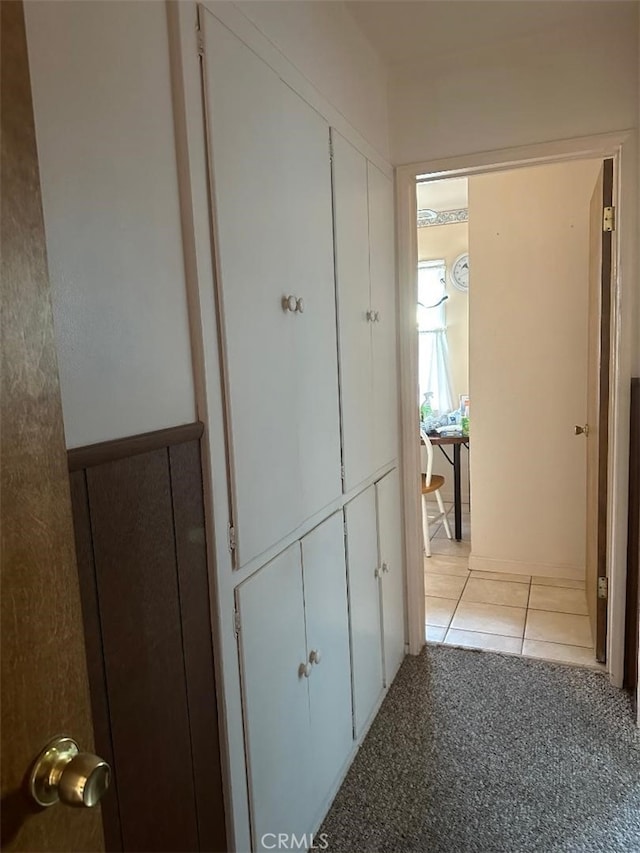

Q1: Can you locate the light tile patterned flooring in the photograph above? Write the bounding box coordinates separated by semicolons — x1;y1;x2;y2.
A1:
424;501;603;670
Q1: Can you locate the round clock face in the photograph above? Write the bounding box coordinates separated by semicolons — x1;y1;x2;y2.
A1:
451;253;469;292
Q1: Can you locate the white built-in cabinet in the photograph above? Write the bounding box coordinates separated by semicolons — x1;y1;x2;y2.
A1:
200;10;405;851
237;513;352;851
331;131;398;493
202;14;341;568
346;468;406;736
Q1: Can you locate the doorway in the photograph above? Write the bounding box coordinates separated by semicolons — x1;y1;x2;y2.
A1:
397;133;632;687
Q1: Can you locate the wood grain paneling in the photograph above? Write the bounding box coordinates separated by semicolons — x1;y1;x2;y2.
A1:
1;2;103;849
86;449;199;852
68;423;204;471
69;430;226;852
169;442;227;851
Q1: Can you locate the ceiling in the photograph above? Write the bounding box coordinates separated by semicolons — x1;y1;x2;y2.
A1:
345;1;625;67
417;178;467;212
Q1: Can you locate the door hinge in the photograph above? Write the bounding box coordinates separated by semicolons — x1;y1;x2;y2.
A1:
340;464;345;481
329;136;334;163
343;517;348;538
598;576;608;600
196;29;204;58
603;206;615;232
228;523;236;553
233;608;241;637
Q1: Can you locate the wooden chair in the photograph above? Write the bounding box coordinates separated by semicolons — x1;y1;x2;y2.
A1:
420;428;452;557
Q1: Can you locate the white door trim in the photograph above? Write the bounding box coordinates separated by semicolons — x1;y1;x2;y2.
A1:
396;130;637;688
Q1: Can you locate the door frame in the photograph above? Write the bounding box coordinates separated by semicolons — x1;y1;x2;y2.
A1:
396;130;637;687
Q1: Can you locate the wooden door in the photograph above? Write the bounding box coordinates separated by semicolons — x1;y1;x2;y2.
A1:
368;163;399;472
376;470;406;685
280;83;342;524
201;13;300;567
345;488;384;737
0;2;103;848
586;159;614;663
236;546;313;850
332;130;374;492
301;514;353;817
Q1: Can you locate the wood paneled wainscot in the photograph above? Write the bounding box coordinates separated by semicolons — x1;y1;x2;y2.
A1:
68;424;226;853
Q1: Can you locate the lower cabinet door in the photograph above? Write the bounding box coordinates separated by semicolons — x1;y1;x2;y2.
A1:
345;487;384;737
376;468;406;685
237;544;313;850
301;513;353;815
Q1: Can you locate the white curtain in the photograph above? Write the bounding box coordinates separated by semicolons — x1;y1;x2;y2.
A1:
419;328;454;415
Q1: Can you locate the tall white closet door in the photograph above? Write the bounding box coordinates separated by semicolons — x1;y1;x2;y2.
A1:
345;487;384;736
202;14;300;566
281;87;342;521
301;513;353;813
237;545;313;849
376;469;406;685
368;162;398;470
331;130;374;492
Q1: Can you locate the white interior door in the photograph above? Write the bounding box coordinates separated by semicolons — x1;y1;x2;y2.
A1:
202;14;300;567
345;487;384;736
281;86;342;522
332;129;374;492
301;513;353;816
376;469;406;685
368;162;398;471
237;545;312;850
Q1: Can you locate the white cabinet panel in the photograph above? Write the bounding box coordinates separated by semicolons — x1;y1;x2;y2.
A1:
237;545;313;849
301;513;353;811
376;469;406;685
203;17;341;567
282;87;342;521
345;487;384;736
368;163;398;471
331;130;374;492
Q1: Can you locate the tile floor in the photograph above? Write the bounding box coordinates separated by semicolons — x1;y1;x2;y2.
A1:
424;500;603;670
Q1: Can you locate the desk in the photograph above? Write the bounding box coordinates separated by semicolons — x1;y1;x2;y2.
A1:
427;434;469;541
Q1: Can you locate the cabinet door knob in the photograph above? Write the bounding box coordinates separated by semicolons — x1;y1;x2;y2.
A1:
283;295;297;313
382;562;389;573
374;566;381;579
298;662;311;678
574;424;589;436
366;309;374;322
29;736;110;808
309;649;322;665
296;297;305;314
374;311;380;322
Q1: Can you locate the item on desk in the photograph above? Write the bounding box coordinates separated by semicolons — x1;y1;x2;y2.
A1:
420;391;433;424
461;399;470;437
436;424;463;436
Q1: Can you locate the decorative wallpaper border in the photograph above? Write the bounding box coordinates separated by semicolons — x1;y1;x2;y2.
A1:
417;207;468;228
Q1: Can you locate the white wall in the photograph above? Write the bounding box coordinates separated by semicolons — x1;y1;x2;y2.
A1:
231;1;390;161
25;0;196;448
389;4;639;165
468;159;602;579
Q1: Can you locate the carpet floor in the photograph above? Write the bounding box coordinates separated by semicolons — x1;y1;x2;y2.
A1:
320;645;640;853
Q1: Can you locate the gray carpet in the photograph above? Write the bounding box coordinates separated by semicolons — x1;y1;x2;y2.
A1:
320;646;640;853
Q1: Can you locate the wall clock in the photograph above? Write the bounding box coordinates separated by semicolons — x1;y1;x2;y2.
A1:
450;253;469;293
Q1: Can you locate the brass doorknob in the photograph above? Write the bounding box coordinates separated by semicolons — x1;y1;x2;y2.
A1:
574;424;590;436
29;736;110;808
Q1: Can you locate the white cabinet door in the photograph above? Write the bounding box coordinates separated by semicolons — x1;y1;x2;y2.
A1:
203;16;299;566
237;545;313;850
203;16;341;566
301;513;353;814
376;468;406;685
331;130;374;492
368;162;398;471
282;87;342;522
345;487;384;736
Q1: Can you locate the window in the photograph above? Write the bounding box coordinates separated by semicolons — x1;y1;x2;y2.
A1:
418;260;454;415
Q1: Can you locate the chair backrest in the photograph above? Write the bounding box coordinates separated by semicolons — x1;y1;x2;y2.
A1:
419;427;434;487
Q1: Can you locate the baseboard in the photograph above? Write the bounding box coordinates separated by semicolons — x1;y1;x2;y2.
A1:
469;554;584;581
